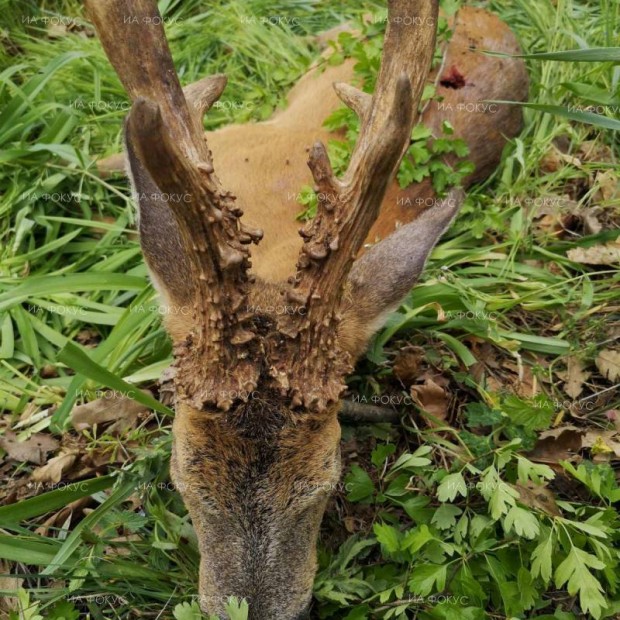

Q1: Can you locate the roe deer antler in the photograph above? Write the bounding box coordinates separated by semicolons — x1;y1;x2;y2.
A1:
276;0;439;411
86;0;263;410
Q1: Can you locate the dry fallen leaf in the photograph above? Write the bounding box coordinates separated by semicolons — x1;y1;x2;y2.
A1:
75;328;100;346
393;347;424;386
531;195;582;238
578;140;614;164
40;364;58;379
87;444;132;468
505;361;539;398
104;534;143;558
563;357;591;399
535;213;563;236
593;169;619;202
71;391;150;431
528;425;584;464
485;373;504;393
343;516;360;534
416;371;450;388
582;211;603;235
512;480;561;517
0;432;59;465
47;22;70;39
596;349;620;383
582;430;620;459
567;241;620;265
411;378;450;421
0;561;22;613
31;450;80;484
540;145;581;173
35;497;91;537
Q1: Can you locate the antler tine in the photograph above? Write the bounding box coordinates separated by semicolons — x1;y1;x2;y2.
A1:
183;75;228;127
278;0;439;412
86;0;263;411
332;82;371;121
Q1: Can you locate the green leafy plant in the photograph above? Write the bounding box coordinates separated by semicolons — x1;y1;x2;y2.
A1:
317;432;620;619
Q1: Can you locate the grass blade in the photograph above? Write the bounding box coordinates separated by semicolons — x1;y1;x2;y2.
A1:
57;341;173;417
0;476;115;525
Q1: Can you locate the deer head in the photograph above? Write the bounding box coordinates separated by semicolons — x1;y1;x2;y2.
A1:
86;0;464;617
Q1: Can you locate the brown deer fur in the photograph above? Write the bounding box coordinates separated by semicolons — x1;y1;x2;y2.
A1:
86;1;528;618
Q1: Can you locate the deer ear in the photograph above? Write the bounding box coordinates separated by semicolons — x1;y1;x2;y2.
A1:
124;127;191;309
338;188;465;360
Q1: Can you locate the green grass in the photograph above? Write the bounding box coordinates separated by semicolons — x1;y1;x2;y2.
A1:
0;0;619;618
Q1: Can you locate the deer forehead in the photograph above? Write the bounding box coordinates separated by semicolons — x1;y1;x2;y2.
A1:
174;402;341;466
